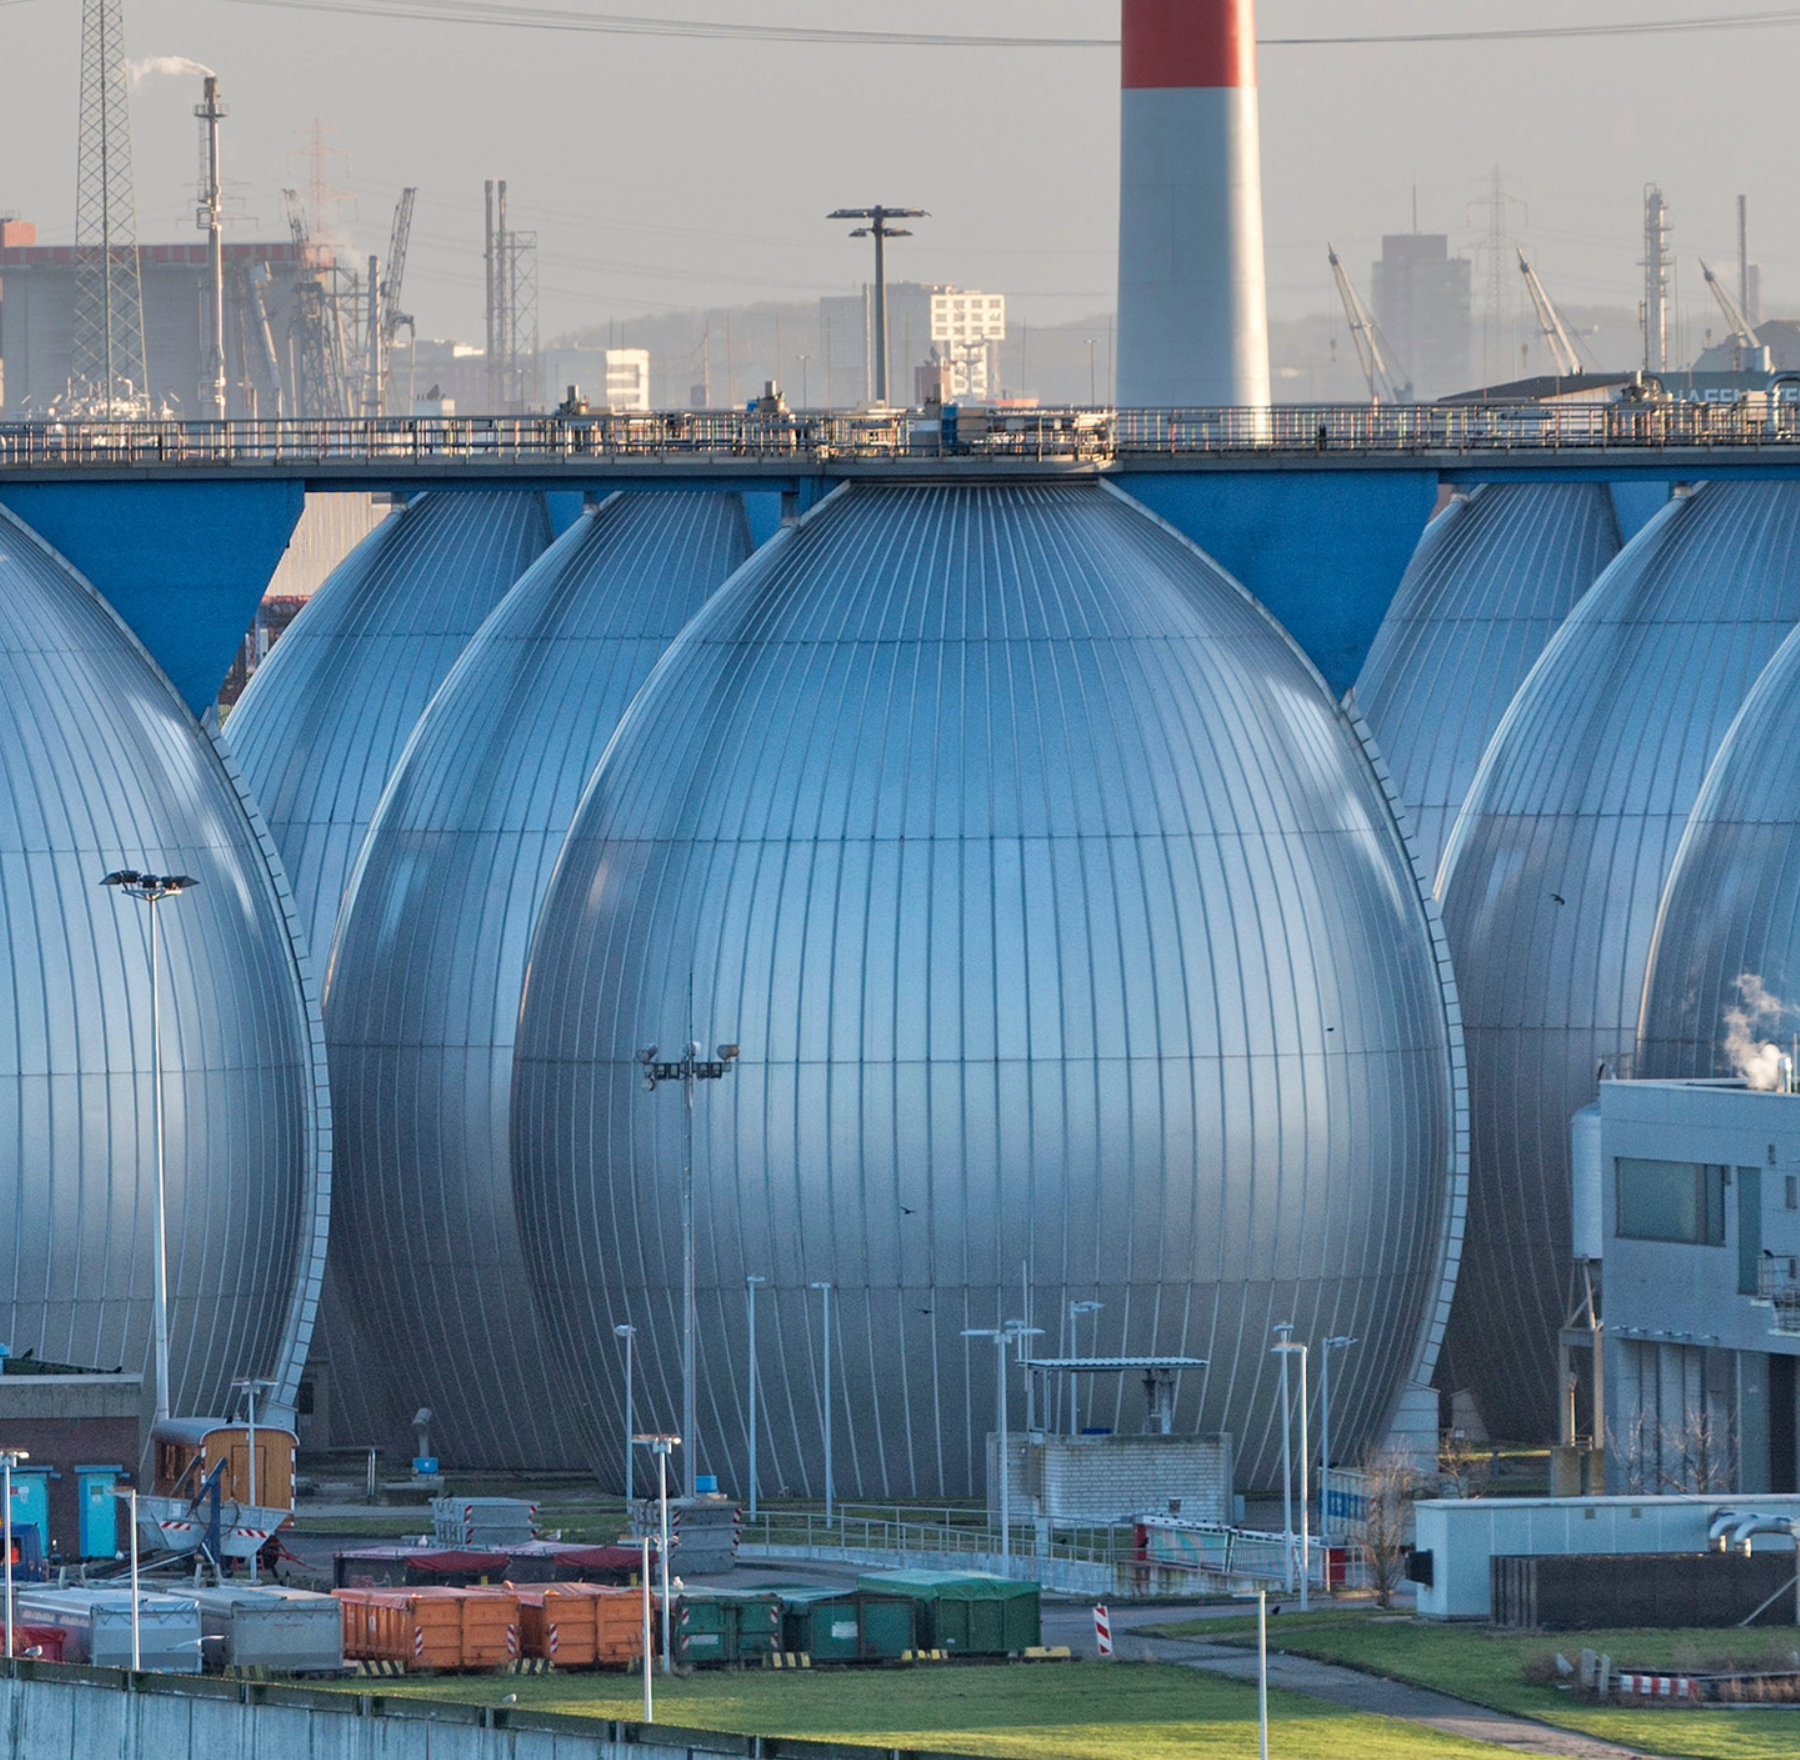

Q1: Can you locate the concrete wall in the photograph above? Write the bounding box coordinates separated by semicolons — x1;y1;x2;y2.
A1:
1414;1492;1800;1620
986;1432;1233;1526
0;1661;955;1760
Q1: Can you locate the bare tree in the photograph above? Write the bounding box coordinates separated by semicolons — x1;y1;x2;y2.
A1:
1439;1427;1494;1500
1362;1449;1422;1610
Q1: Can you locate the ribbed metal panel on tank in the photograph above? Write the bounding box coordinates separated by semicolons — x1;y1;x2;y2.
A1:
1355;484;1622;880
513;480;1462;1499
226;491;553;968
0;504;329;1421
327;493;751;1468
1641;617;1800;1079
1439;481;1800;1439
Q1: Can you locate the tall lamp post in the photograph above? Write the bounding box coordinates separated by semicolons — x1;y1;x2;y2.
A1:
745;1276;766;1520
636;1434;680;1674
1318;1336;1357;1565
100;869;200;1426
1068;1300;1104;1436
1273;1328;1311;1610
827;206;927;407
615;1324;637;1506
111;1486;141;1671
639;1036;739;1499
963;1324;1039;1566
2;1448;27;1660
230;1377;273;1583
810;1281;834;1522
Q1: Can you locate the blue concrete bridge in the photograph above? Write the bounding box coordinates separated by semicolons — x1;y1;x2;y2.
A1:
4;401;1795;711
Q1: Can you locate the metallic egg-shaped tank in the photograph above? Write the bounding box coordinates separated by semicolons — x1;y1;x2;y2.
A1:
1355;483;1621;879
0;505;329;1420
328;493;752;1468
1439;481;1800;1439
227;491;554;965
1640;616;1800;1080
513;481;1466;1499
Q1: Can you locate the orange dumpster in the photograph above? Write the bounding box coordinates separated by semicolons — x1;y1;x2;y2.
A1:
332;1586;520;1671
513;1583;650;1669
406;1586;520;1669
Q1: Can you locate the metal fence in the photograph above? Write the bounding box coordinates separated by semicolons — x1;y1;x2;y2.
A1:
4;397;1800;473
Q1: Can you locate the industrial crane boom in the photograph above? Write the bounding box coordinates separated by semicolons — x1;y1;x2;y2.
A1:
1327;243;1409;404
382;188;417;340
1700;258;1760;353
1516;249;1583;379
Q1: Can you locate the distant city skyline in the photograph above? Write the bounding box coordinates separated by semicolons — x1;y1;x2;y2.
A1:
1;0;1794;353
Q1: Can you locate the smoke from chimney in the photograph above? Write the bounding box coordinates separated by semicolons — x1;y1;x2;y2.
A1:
1723;971;1794;1090
1116;0;1271;408
129;56;215;87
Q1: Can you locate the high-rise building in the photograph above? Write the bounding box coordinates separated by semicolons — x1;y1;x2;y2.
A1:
1372;234;1472;399
820;282;1004;407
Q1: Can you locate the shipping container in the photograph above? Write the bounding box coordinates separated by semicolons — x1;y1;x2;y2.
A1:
17;1589;202;1673
855;1572;1040;1656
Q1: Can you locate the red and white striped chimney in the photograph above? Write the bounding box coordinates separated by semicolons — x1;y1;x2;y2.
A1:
1116;0;1272;408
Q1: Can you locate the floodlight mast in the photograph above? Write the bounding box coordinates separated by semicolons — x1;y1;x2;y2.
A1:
828;206;927;407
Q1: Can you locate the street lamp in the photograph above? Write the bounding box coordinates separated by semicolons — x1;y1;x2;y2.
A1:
636;1433;680;1675
614;1324;637;1505
230;1377;273;1583
111;1486;140;1671
1068;1301;1104;1436
639;1035;739;1499
827;206;927;406
1272;1328;1311;1610
1319;1336;1357;1564
963;1323;1039;1567
2;1449;27;1661
99;868;200;1425
810;1281;834;1521
745;1276;766;1521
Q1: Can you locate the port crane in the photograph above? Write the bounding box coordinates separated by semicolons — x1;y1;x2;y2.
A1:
1699;258;1763;368
1327;244;1410;404
1516;249;1584;379
381;188;418;413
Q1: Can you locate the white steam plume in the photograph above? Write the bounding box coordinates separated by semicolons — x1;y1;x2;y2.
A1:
128;56;215;86
1723;972;1794;1090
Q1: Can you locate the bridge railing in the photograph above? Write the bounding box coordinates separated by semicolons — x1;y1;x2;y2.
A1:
1;397;1797;470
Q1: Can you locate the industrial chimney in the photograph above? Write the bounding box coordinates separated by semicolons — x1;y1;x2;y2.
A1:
1116;0;1272;408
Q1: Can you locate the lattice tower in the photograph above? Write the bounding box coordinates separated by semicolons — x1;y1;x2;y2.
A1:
71;0;148;412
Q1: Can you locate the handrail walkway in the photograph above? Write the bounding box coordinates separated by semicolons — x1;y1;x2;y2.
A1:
4;399;1800;477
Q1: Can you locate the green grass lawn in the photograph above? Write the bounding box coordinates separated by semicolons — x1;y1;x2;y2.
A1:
1144;1609;1800;1760
326;1659;1519;1760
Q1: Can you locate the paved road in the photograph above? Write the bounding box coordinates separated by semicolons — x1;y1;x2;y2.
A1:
1041;1604;1647;1759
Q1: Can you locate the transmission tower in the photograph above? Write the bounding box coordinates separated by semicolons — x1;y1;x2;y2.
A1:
71;0;149;414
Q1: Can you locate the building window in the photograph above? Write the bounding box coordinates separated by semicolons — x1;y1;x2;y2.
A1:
1788;1174;1797;1211
1616;1158;1727;1244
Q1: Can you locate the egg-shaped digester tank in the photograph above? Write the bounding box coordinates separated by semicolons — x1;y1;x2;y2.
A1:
328;493;752;1468
513;480;1465;1499
0;505;329;1420
1438;481;1800;1441
1640;616;1800;1082
1355;483;1622;879
226;490;553;966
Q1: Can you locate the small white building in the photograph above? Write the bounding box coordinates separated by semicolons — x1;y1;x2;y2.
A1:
604;348;651;412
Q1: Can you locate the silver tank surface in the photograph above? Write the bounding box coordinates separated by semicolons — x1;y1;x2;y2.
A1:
1640;615;1800;1082
513;480;1464;1499
0;505;329;1421
1439;481;1800;1440
328;494;751;1468
1355;483;1621;880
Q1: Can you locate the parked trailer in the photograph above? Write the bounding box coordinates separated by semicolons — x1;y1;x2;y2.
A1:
513;1584;648;1668
192;1585;345;1673
17;1589;202;1673
856;1572;1041;1656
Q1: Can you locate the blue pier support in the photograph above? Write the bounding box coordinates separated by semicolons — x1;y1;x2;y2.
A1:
1116;469;1441;694
0;481;305;714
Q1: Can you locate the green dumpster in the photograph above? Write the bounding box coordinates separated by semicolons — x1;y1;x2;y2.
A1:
775;1588;920;1661
856;1570;1041;1656
673;1590;783;1665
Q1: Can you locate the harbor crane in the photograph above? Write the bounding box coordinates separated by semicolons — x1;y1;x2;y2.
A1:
1327;244;1410;404
1700;258;1763;368
1516;249;1584;379
380;188;418;412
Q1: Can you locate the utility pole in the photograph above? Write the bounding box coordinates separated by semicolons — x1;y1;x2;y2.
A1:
195;77;228;419
1739;194;1753;329
828;206;927;406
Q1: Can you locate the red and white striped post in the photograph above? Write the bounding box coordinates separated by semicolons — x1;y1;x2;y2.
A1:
1116;0;1272;408
1094;1603;1114;1658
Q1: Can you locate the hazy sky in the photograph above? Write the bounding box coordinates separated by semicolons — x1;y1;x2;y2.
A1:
0;0;1792;346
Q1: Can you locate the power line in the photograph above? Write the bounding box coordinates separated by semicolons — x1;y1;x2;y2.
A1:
218;0;1800;49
